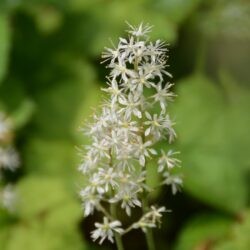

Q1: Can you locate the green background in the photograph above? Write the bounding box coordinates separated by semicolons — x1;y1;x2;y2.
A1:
0;0;249;249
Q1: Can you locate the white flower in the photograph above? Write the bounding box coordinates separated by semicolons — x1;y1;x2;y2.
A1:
90;137;110;159
80;187;102;216
102;40;121;64
118;116;139;134
91;217;124;244
118;36;145;63
126;22;153;37
133;206;167;233
163;114;177;143
110;187;142;216
78;151;98;173
158;150;181;172
102;79;124;106
151;83;175;112
144;112;165;140
104;129;128;155
130;68;155;93
147;40;168;63
98;167;118;192
119;93;142;119
109;56;136;82
163;172;183;195
145;206;167;225
134;139;157;166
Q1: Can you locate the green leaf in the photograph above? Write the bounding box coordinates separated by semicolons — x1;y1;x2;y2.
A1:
32;60;97;139
0;225;11;250
16;177;79;219
24;137;77;176
218;70;250;171
175;213;232;250
214;211;250;250
181;149;247;213
76;1;177;56
153;0;202;24
11;99;35;130
31;5;63;34
5;176;87;250
199;1;250;40
0;12;10;84
5;221;86;250
171;74;248;213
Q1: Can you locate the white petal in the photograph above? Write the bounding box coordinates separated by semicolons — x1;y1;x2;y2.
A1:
145;127;151;136
139;155;145;166
145;111;152;120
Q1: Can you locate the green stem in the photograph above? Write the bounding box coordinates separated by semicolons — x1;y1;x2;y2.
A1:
141;135;156;250
134;53;156;250
142;194;156;250
96;204;113;220
108;147;124;250
110;203;125;250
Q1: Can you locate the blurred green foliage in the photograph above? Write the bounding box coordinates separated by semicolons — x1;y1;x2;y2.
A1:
0;0;249;249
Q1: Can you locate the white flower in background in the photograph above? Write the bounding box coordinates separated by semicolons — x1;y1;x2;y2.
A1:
78;22;182;245
0;147;20;171
0;112;20;213
1;184;17;212
91;217;124;244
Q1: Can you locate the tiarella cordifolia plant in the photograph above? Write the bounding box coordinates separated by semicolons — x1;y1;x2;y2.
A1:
0;112;19;212
78;23;182;250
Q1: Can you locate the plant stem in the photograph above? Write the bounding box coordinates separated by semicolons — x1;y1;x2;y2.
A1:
110;203;125;250
108;147;124;250
134;54;156;250
138;102;156;250
96;204;113;220
142;194;156;250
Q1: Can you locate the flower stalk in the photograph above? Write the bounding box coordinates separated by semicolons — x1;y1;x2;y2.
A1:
110;203;124;250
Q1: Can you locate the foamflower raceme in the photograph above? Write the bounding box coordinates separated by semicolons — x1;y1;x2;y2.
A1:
78;23;182;248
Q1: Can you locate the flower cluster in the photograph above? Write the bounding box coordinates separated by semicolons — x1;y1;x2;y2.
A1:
78;23;182;244
0;112;20;212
